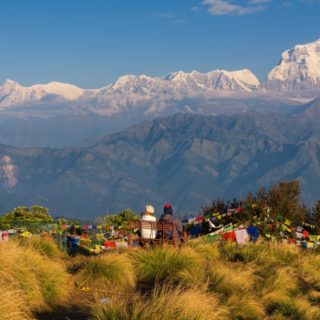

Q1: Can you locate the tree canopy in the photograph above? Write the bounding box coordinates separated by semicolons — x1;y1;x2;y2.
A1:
98;208;140;229
0;206;53;229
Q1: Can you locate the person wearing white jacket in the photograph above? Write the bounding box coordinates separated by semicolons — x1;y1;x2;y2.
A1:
141;205;157;239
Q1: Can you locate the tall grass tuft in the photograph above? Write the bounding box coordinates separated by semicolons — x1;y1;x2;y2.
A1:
226;295;265;320
260;267;302;317
188;241;220;263
91;284;229;320
19;236;66;259
300;254;320;291
130;246;206;287
208;261;258;297
0;241;70;311
74;253;136;292
258;243;302;269
0;282;31;320
218;241;266;263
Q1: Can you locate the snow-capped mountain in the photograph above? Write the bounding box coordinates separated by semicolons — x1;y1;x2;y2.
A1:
1;38;320;111
1;39;320;148
164;69;259;92
0;68;260;110
0;79;89;107
265;39;320;91
100;68;260;97
81;68;261;116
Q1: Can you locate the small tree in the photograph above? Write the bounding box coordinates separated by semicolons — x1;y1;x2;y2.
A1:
202;199;228;216
267;180;306;223
99;208;139;229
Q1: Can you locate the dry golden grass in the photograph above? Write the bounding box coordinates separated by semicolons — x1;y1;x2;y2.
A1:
0;283;31;320
300;254;320;290
91;284;229;320
129;245;207;287
188;241;220;263
2;238;320;319
226;295;265;320
208;261;259;297
0;240;70;312
19;236;66;259
73;253;136;292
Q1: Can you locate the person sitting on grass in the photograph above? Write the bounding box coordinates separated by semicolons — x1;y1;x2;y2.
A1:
140;205;157;239
159;203;183;240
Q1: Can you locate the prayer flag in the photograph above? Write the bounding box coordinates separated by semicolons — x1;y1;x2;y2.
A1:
284;219;291;227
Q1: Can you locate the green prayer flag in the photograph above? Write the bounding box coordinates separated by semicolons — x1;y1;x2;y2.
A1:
206;234;222;243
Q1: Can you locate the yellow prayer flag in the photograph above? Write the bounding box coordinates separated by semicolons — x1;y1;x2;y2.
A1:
284;219;291;227
281;224;291;232
307;242;314;249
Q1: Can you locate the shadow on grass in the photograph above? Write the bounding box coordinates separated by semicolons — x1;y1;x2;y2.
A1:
35;304;91;320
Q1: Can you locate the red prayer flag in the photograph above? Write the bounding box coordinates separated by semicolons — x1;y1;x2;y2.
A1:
302;230;310;238
223;231;236;242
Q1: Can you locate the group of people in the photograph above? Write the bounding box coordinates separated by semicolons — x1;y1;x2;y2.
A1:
64;203;183;255
140;203;183;240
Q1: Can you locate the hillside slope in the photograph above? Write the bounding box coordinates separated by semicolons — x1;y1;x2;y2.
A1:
1;112;320;217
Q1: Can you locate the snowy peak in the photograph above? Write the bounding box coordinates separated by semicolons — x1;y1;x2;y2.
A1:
109;74;159;92
209;69;260;91
163;68;260;92
32;82;84;100
2;38;320;110
163;69;260;91
0;80;85;107
265;39;320;91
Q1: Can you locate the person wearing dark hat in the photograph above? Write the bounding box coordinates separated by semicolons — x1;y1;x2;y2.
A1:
159;203;183;240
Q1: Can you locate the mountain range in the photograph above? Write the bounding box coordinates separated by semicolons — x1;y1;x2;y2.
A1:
1;39;320;148
1;105;320;218
1;38;320;217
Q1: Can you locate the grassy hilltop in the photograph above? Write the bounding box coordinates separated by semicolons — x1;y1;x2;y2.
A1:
1;237;320;320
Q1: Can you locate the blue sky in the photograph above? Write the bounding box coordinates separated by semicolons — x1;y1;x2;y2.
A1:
0;0;319;88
